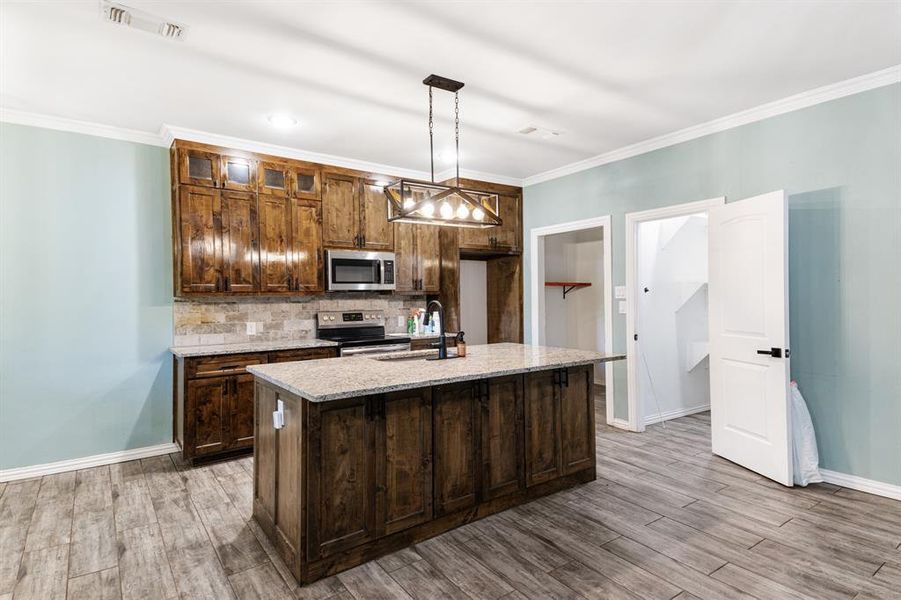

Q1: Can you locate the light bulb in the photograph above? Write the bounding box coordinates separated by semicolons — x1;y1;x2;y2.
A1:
440;201;454;219
421;202;435;217
472;207;485;221
456;204;470;219
403;198;415;209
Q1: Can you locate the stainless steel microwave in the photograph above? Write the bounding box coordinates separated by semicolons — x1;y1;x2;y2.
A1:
325;250;396;291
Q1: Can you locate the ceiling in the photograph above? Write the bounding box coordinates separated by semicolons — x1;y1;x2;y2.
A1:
2;1;900;181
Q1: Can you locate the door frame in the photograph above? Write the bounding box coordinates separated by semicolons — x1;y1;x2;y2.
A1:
529;216;615;426
624;197;725;432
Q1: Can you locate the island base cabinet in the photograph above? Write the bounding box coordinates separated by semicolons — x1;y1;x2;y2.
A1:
253;367;596;585
524;365;596;486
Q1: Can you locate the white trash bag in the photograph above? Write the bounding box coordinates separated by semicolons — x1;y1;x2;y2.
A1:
791;380;823;486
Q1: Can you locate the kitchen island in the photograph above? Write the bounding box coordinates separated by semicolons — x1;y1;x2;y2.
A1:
247;343;623;584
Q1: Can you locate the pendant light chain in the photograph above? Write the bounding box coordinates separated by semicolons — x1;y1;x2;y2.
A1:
428;86;435;183
455;91;460;186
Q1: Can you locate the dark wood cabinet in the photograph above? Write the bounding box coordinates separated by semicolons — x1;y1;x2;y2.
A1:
178;148;221;188
259;195;323;293
221;155;257;191
289;199;323;292
359;179;394;251
176;185;221;294
321;174;394;250
220;190;259;293
258;161;290;197
433;382;480;516
394;223;439;293
308;398;378;559
174;347;338;464
186;377;229;457
380;389;433;535
253;366;595;584
524;366;594;486
258;194;293;293
560;365;595;475
290;164;320;200
321;173;360;248
480;376;525;500
459;193;521;253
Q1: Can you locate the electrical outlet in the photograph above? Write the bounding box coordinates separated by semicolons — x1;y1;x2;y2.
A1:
618;301;627;314
246;322;257;335
615;285;627;299
397;315;405;328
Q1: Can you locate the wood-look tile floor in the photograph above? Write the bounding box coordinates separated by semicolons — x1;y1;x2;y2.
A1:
3;394;900;599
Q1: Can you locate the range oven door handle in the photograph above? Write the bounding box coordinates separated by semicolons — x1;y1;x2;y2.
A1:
340;343;411;356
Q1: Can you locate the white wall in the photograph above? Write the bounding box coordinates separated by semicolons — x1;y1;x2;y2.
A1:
637;213;710;424
459;260;488;345
543;228;605;383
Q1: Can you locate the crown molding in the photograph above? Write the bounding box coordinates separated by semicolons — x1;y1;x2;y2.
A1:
160;124;433;180
522;64;901;187
4;64;898;189
0;107;169;147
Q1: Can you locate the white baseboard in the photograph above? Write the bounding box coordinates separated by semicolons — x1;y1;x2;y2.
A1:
820;469;901;502
0;442;180;483
644;404;710;426
607;418;633;431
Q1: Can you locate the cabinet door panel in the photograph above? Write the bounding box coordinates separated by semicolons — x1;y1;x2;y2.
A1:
220;191;259;292
290;199;323;292
258;194;292;293
359;179;394;250
393;222;416;293
254;383;278;523
229;374;255;449
259;161;289;197
381;389;432;535
481;376;525;500
524;371;561;486
560;366;595;475
495;194;521;251
433;383;479;515
178;185;221;293
187;377;227;456
291;165;321;200
308;400;375;558
178;149;220;188
322;173;359;248
221;155;256;191
418;225;440;293
460;223;492;250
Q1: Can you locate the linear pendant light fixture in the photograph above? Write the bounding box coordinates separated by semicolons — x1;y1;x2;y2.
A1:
385;75;501;229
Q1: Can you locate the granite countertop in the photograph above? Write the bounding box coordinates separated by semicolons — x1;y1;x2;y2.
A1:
170;338;339;358
247;343;626;402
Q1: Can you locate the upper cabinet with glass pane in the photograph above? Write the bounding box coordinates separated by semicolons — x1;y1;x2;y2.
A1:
178;148;221;188
221;155;257;191
258;161;290;197
290;165;321;200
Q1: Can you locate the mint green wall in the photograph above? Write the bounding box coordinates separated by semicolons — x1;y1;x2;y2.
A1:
1;123;173;470
524;84;901;486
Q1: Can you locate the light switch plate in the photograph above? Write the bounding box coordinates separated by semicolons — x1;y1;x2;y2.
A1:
618;300;627;314
397;315;405;328
246;322;257;335
615;285;626;299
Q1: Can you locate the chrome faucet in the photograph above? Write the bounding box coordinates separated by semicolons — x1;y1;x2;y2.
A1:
426;299;448;359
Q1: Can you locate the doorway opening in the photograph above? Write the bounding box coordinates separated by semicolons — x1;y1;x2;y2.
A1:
625;197;724;432
530;216;614;424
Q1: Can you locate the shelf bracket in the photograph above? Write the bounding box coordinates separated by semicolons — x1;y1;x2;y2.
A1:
563;285;579;299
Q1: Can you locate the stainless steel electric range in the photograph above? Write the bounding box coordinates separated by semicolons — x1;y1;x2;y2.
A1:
316;310;411;357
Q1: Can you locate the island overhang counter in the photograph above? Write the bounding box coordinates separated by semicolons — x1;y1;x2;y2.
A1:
247;343;623;584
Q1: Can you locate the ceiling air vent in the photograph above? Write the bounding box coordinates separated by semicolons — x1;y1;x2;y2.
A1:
100;1;187;41
517;125;563;140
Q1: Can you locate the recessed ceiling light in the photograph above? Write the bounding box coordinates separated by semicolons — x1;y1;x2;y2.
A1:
267;114;298;129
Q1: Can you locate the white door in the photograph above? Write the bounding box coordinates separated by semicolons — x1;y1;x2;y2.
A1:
709;190;792;486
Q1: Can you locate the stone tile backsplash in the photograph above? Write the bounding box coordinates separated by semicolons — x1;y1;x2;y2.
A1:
173;294;427;347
